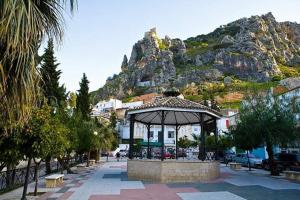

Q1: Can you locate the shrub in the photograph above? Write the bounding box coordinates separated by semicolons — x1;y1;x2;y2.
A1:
278;64;300;78
272;75;283;82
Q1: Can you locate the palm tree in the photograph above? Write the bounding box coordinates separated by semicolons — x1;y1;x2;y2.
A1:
0;0;76;136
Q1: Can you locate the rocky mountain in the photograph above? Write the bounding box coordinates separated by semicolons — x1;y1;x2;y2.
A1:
92;13;300;103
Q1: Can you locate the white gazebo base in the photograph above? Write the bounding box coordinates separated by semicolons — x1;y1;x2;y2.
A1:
127;159;220;183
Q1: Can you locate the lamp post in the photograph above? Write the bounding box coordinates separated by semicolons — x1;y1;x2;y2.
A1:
93;131;99;162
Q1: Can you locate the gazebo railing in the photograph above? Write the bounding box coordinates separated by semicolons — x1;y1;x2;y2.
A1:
134;147;221;161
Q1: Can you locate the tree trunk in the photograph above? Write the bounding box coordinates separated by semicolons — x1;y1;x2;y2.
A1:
66;153;74;174
99;149;102;162
11;168;16;185
21;157;32;200
5;163;17;187
96;149;99;162
86;151;90;167
56;157;63;174
45;155;51;174
6;163;13;187
266;141;278;176
246;150;251;171
33;160;41;196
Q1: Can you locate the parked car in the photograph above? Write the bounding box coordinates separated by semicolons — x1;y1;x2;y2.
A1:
153;151;175;159
164;152;175;159
223;150;236;163
118;150;128;157
177;150;187;158
262;153;300;171
101;152;108;157
233;153;262;168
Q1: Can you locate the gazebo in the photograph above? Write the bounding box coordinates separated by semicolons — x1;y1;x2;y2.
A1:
125;89;223;182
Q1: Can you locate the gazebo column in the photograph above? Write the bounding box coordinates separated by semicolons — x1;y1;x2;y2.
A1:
175;125;180;160
146;124;151;159
198;113;206;161
214;118;218;160
160;111;165;161
129;114;135;160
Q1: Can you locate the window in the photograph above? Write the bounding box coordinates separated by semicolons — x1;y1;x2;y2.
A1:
150;131;154;138
168;131;174;138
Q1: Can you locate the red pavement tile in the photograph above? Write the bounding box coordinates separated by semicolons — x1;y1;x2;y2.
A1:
36;192;54;200
89;184;198;200
57;191;74;200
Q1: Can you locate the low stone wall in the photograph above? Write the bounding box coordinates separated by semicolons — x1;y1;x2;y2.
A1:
127;160;220;183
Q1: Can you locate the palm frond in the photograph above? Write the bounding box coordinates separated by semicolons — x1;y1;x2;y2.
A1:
0;0;76;135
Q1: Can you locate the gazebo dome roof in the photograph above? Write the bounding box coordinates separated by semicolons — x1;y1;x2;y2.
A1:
126;96;222;126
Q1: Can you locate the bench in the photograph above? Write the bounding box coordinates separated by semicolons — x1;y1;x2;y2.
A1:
45;174;64;188
285;171;300;181
89;159;96;166
229;162;242;170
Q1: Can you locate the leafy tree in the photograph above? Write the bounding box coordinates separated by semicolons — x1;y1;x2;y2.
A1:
69;92;77;109
230;91;298;175
76;120;99;166
21;104;70;196
76;73;91;120
218;134;233;151
40;39;68;173
0;130;22;187
93;118;117;158
57;109;79;172
109;112;119;150
110;112;117;129
177;135;192;149
40;39;67;107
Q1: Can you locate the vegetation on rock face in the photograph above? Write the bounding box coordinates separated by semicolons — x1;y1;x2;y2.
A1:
181;79;279;108
278;64;300;78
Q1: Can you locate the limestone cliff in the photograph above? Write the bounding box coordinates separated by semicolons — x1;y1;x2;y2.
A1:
92;13;300;101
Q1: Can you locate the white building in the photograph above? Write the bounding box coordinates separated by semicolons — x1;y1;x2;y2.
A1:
217;110;238;135
91;99;122;116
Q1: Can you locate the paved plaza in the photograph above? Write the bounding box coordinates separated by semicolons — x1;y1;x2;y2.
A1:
1;159;300;200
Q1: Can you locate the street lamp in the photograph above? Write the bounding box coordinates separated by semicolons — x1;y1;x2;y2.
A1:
93;131;99;162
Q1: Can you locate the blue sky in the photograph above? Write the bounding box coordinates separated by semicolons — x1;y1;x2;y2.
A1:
53;0;300;92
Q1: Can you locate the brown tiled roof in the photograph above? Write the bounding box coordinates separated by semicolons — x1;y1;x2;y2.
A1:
127;96;222;117
131;93;160;103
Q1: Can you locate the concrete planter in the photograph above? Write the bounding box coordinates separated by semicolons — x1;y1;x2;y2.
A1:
127;159;220;183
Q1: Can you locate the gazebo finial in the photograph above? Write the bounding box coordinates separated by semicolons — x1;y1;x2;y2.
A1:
163;78;180;97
